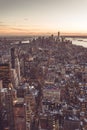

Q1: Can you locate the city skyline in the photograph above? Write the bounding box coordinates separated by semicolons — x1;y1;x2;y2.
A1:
0;0;87;36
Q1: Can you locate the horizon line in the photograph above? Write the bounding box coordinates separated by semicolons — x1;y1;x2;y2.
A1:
0;32;87;37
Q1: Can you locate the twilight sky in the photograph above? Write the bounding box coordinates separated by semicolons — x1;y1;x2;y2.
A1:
0;0;87;35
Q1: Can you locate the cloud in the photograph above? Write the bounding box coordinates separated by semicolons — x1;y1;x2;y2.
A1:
0;21;3;24
10;27;29;32
0;21;4;25
0;22;9;27
0;24;8;27
24;18;29;21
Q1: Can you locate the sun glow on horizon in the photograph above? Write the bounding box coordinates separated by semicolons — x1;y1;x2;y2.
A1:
0;25;87;36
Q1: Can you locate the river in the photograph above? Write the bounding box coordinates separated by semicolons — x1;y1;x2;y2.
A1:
67;38;87;48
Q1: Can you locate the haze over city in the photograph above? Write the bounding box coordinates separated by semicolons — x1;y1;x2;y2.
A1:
0;0;87;36
1;1;87;130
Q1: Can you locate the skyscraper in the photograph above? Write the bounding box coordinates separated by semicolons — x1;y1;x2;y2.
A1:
58;32;60;39
15;57;21;83
11;48;16;69
11;48;21;85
